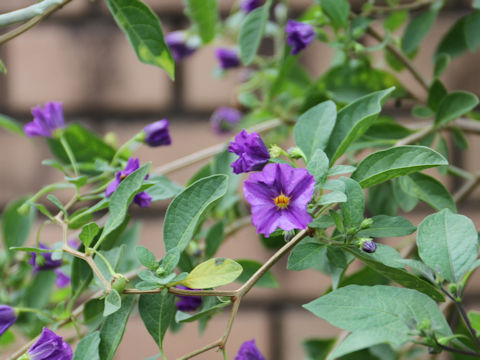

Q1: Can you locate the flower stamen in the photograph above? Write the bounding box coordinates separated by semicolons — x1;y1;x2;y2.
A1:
274;194;290;209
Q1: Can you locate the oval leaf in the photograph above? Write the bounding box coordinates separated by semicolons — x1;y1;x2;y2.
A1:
294;101;337;161
73;331;100;360
435;91;479;127
417;209;478;283
184;0;217;44
239;0;271;65
179;258;243;289
351;145;448;188
106;0;174;79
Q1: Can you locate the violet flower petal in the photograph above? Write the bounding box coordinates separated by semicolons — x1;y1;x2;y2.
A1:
0;305;17;337
235;339;266;360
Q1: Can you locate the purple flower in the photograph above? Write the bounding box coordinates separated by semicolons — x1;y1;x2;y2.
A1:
0;305;16;337
143;119;171;147
165;31;196;62
29;244;62;271
210;107;242;134
235;339;266;360
285;20;315;55
240;0;263;13
175;286;202;312
228;130;270;174
105;157;152;208
24;102;65;138
244;163;315;237
54;269;70;288
28;327;72;360
362;240;377;253
215;48;241;70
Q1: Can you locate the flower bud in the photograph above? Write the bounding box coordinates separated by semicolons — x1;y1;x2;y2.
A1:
357;238;376;253
142;119;171;147
0;305;17;336
112;276;128;294
269;145;283;159
360;218;373;229
287;147;306;160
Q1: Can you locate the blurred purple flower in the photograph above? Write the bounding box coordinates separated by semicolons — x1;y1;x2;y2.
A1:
54;269;70;288
244;163;315;237
29;244;62;271
285;20;315;55
105;157;152;208
235;339;266;360
240;0;263;13
0;305;16;337
165;31;196;61
175;286;202;312
215;48;241;70
143;119;171;147
228;129;270;174
210;107;242;134
24;102;65;138
28;327;72;360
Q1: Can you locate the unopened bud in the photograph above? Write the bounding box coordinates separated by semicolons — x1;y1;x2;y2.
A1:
269;145;283;158
287;147;306;160
360;218;373;229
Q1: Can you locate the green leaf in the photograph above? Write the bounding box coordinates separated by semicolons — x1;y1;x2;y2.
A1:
179;258;243;289
417;209;478;283
325;88;395;165
239;0;271;65
318;191;347;205
73;331;100;360
468;311;480;335
398;173;456;212
434;53;450;78
346;245;445;302
84;299;104;331
435;16;469;59
412;105;434;118
328;165;356;176
184;0;217;44
384;10;408;31
47;124;116;164
146;176;183;201
367;182;398;216
392;178;418;212
294;101;337;161
0;58;6;74
204;221;225;259
402;10;437;55
77;223;98;249
307;149;330;186
234;259;278;288
0;114;25;136
99;295;136;360
351;145;448;188
428;79;448;112
302;338;336;360
435;91;479;127
136;246;158;271
304;285;451;359
163;175;228;256
2;196;35;256
340;177;364;228
175;301;231;323
139;289;175;350
99;164;150;244
465;11;480;52
320;0;350;29
287;238;353;289
103;289;122;317
106;0;174;79
357;215;416;238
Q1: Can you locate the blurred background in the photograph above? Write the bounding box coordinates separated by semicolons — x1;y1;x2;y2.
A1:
0;0;480;359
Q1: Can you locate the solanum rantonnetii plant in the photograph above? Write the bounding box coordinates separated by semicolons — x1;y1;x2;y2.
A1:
1;0;480;359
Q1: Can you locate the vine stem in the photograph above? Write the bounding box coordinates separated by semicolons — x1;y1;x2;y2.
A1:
369;0;437;12
59;133;79;177
0;0;73;46
0;0;65;27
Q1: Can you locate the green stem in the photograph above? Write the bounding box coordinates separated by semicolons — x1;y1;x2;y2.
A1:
14;307;52;319
111;135;140;166
91;249;117;278
222;347;228;360
60;134;79;176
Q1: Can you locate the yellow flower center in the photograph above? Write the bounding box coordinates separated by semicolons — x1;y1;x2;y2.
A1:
274;194;290;209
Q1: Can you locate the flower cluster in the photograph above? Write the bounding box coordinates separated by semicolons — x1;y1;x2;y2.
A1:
24;102;65;138
106;157;152;208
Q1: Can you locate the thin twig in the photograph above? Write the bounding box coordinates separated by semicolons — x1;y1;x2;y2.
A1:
369;0;436;12
395;125;433;146
0;0;64;27
0;0;72;46
453;171;480;203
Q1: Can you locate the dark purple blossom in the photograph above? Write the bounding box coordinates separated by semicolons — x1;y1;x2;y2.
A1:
362;239;377;253
244;163;315;237
0;305;16;337
228;129;270;174
210;107;242;134
143;119;171;147
24;102;65;138
175;286;202;312
240;0;263;13
29;244;62;271
165;31;196;61
215;48;241;70
235;339;266;360
105;157;152;208
28;327;72;360
285;20;315;55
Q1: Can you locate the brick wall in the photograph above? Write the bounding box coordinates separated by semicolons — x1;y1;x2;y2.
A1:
0;1;479;359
